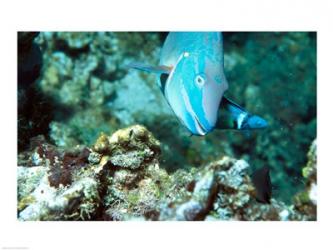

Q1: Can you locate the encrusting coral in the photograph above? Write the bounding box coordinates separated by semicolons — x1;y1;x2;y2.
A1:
17;126;316;221
292;139;317;220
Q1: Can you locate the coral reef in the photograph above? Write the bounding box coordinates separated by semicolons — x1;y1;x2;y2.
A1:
293;139;317;220
17;126;316;221
17;32;317;220
28;32;316;203
18;137;99;220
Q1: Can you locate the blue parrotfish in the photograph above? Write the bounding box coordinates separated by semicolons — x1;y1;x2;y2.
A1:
129;32;268;135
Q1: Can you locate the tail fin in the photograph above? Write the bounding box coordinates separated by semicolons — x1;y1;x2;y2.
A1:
216;97;268;130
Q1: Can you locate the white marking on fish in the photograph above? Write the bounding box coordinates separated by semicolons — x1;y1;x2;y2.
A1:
181;85;206;135
237;112;248;129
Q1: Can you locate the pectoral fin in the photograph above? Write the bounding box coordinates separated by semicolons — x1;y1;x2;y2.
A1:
127;62;172;74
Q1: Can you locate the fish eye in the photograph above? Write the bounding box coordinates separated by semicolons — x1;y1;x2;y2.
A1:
195;75;206;87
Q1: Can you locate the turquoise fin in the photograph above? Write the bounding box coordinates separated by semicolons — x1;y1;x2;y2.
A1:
127;62;171;74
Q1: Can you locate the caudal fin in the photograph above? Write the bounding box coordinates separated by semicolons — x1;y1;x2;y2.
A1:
216;97;268;130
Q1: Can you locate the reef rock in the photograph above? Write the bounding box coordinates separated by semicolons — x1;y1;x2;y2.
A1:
17;125;163;221
18;145;100;220
158;156;302;221
17;126;314;221
293;139;317;220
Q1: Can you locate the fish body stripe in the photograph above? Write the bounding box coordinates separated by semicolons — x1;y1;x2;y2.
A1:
180;85;206;135
181;52;213;132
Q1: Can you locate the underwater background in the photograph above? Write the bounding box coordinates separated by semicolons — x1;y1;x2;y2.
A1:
17;32;316;221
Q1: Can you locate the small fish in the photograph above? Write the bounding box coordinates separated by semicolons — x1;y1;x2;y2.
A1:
251;166;272;204
128;32;267;135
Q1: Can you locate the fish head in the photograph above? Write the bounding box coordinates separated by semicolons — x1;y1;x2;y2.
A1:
164;50;228;135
